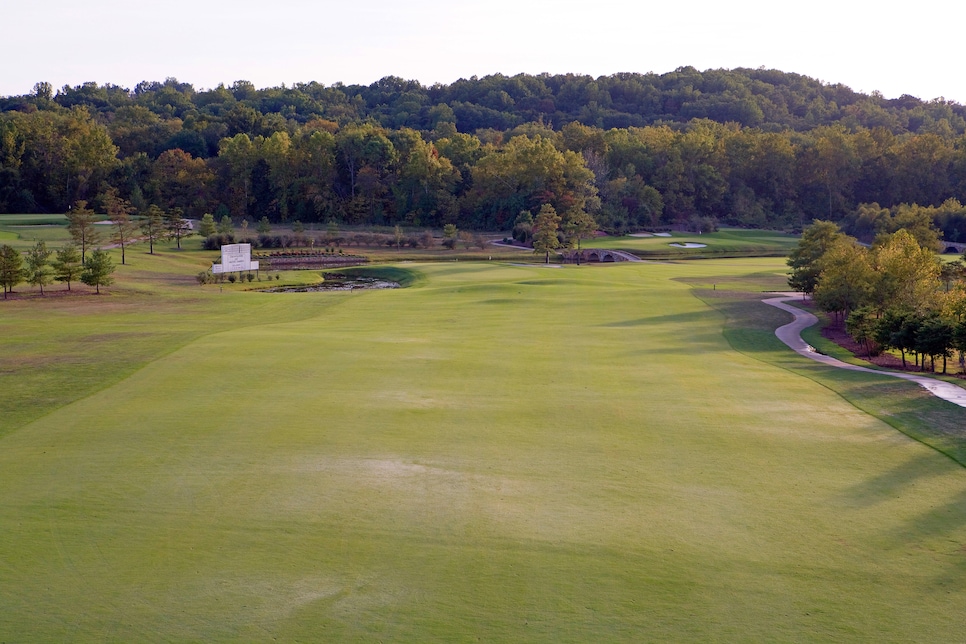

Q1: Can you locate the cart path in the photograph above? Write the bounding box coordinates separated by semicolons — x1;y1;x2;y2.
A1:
763;293;966;409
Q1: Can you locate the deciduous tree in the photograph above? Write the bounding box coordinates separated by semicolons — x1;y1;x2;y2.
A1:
532;204;561;263
787;220;844;295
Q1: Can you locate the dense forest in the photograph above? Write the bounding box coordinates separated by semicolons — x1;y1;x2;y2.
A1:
4;67;966;237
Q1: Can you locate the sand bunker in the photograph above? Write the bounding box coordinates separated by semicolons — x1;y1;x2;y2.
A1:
669;242;707;248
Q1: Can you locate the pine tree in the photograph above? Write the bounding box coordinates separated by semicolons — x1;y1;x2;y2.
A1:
24;240;54;295
0;244;24;299
52;243;83;291
66;200;102;264
81;249;116;294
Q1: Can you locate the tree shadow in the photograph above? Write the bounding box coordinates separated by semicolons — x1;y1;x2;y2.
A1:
840;452;945;509
600;309;715;327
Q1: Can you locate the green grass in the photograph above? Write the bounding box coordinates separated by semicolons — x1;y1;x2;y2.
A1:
3;255;966;640
583;228;800;258
0;213;69;225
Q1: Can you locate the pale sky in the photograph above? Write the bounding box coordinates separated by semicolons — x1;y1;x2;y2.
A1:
4;0;963;104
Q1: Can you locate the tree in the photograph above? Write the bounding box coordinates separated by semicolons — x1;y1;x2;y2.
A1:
217;214;234;235
845;306;878;356
81;248;115;294
257;216;271;234
0;244;24;298
442;223;458;249
812;237;874;321
163;208;191;249
513;210;534;244
787;220;844;295
940;260;965;292
561;209;597;251
66;200;101;264
140;204;166;254
52;242;82;291
915;314;955;373
103;188;136;265
874;307;916;369
532;204;561;263
23;240;54;294
953;319;966;374
197;213;217;237
870;229;941;315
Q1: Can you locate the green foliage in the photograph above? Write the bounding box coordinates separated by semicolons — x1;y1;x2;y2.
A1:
23;240;54;294
66;200;101;264
80;248;115;293
787;220;844;294
140;204;166;254
532;203;561;262
197;213;217;237
217;214;233;235
52;242;82;290
812;237;874;317
163;208;192;249
6;71;966;234
0;243;23;297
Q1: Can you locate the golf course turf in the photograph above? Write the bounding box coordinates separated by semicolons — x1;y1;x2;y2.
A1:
2;252;966;640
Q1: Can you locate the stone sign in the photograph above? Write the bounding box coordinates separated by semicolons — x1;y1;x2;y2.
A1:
212;243;259;274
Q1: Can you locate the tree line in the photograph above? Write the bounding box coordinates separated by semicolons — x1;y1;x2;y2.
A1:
4;70;966;236
0;241;115;298
788;220;966;373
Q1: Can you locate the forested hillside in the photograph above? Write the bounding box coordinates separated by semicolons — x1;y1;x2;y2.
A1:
4;68;966;237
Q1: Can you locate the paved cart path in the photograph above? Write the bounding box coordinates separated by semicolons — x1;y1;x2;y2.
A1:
763;293;966;409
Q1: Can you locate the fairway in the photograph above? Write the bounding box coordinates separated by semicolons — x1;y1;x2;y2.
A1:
3;259;966;640
582;228;800;258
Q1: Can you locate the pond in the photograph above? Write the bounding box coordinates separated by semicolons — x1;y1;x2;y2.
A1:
258;273;400;292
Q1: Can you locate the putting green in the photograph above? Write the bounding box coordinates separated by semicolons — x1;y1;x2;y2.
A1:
2;259;965;640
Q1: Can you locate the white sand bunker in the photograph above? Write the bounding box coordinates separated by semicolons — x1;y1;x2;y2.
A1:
653;232;672;237
630;232;653;237
669;242;707;248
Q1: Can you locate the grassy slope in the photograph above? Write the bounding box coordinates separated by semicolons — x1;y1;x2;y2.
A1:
2;257;966;640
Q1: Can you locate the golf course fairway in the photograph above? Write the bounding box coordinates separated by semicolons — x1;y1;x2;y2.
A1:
2;258;966;641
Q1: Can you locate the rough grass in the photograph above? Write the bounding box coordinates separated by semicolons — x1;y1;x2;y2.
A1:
2;257;966;641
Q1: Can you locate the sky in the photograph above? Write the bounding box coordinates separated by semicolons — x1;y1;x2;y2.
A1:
4;0;964;103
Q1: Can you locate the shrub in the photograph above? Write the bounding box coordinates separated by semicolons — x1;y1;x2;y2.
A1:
203;233;235;250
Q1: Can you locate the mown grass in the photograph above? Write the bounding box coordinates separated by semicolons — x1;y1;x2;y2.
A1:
2;257;966;641
694;286;966;466
583;228;800;258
